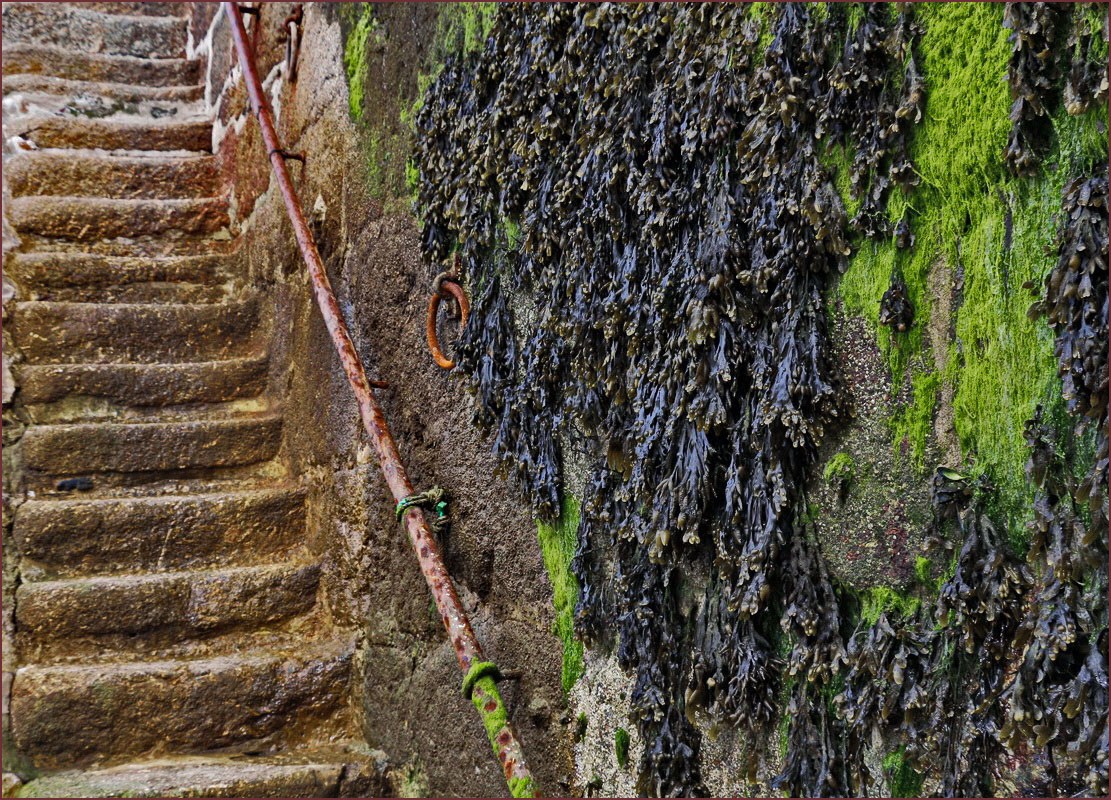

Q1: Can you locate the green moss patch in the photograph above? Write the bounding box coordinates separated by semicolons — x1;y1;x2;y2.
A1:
834;2;1109;542
536;495;584;694
883;747;925;797
858;585;921;625
614;727;631;769
342;5;378;121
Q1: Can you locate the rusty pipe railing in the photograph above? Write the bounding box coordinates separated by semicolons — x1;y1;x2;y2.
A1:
221;5;537;797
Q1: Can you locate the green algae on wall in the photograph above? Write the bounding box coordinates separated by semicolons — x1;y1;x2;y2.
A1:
400;2;496;133
343;4;378;121
340;4;497;206
536;496;584;694
858;585;921;626
834;2;1109;540
614;727;631;769
883;747;925;798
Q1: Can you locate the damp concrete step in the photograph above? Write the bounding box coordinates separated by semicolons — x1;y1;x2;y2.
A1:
10;642;354;769
13;746;391;798
13;486;304;578
1;5;188;59
11;300;260;364
8;196;228;241
7;152;220;199
5;252;225;299
19;116;211;153
3;44;202;87
2;73;204;105
15;563;320;650
16;355;269;407
21;414;283;477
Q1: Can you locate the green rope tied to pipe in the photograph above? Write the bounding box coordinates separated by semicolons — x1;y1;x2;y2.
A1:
395;486;450;535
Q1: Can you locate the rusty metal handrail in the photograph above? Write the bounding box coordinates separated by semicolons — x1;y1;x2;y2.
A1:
221;5;537;796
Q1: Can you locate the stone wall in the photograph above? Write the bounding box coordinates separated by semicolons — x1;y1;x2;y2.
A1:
345;3;1108;798
195;4;569;796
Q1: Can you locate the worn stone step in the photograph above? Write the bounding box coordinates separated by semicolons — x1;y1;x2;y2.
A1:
2;73;203;105
74;3;193;18
10;642;354;769
11;235;236;260
1;5;188;59
12;300;260;365
13;486;303;577
15;563;320;650
16;355;268;407
7;152;219;199
19;116;211;152
3;44;202;87
21;414;283;476
13;746;391;798
21;282;228;305
5;252;224;297
8;196;228;241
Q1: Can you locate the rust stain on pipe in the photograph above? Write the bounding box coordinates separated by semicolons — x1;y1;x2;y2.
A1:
221;5;536;794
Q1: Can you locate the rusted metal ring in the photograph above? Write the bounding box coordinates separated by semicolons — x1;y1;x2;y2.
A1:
427;278;469;370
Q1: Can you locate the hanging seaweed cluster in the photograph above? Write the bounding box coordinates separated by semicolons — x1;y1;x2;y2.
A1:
411;3;1106;796
1000;409;1108;796
820;2;924;237
1063;4;1109;115
1003;2;1067;176
415;4;921;795
837;466;1031;797
1005;2;1109;175
1017;173;1110;796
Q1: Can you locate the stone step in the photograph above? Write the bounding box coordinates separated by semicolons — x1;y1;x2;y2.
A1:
3;44;202;87
11;235;235;260
13;486;303;578
11;300;260;365
19;116;211;152
74;3;193;18
13;746;391;798
15;563;320;651
8;196;228;242
19;282;228;305
10;642;354;769
7;152;219;199
1;5;188;59
21;414;283;477
5;252;225;299
16;355;268;407
2;73;204;105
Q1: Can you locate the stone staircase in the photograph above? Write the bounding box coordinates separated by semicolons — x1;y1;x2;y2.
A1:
2;4;385;796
